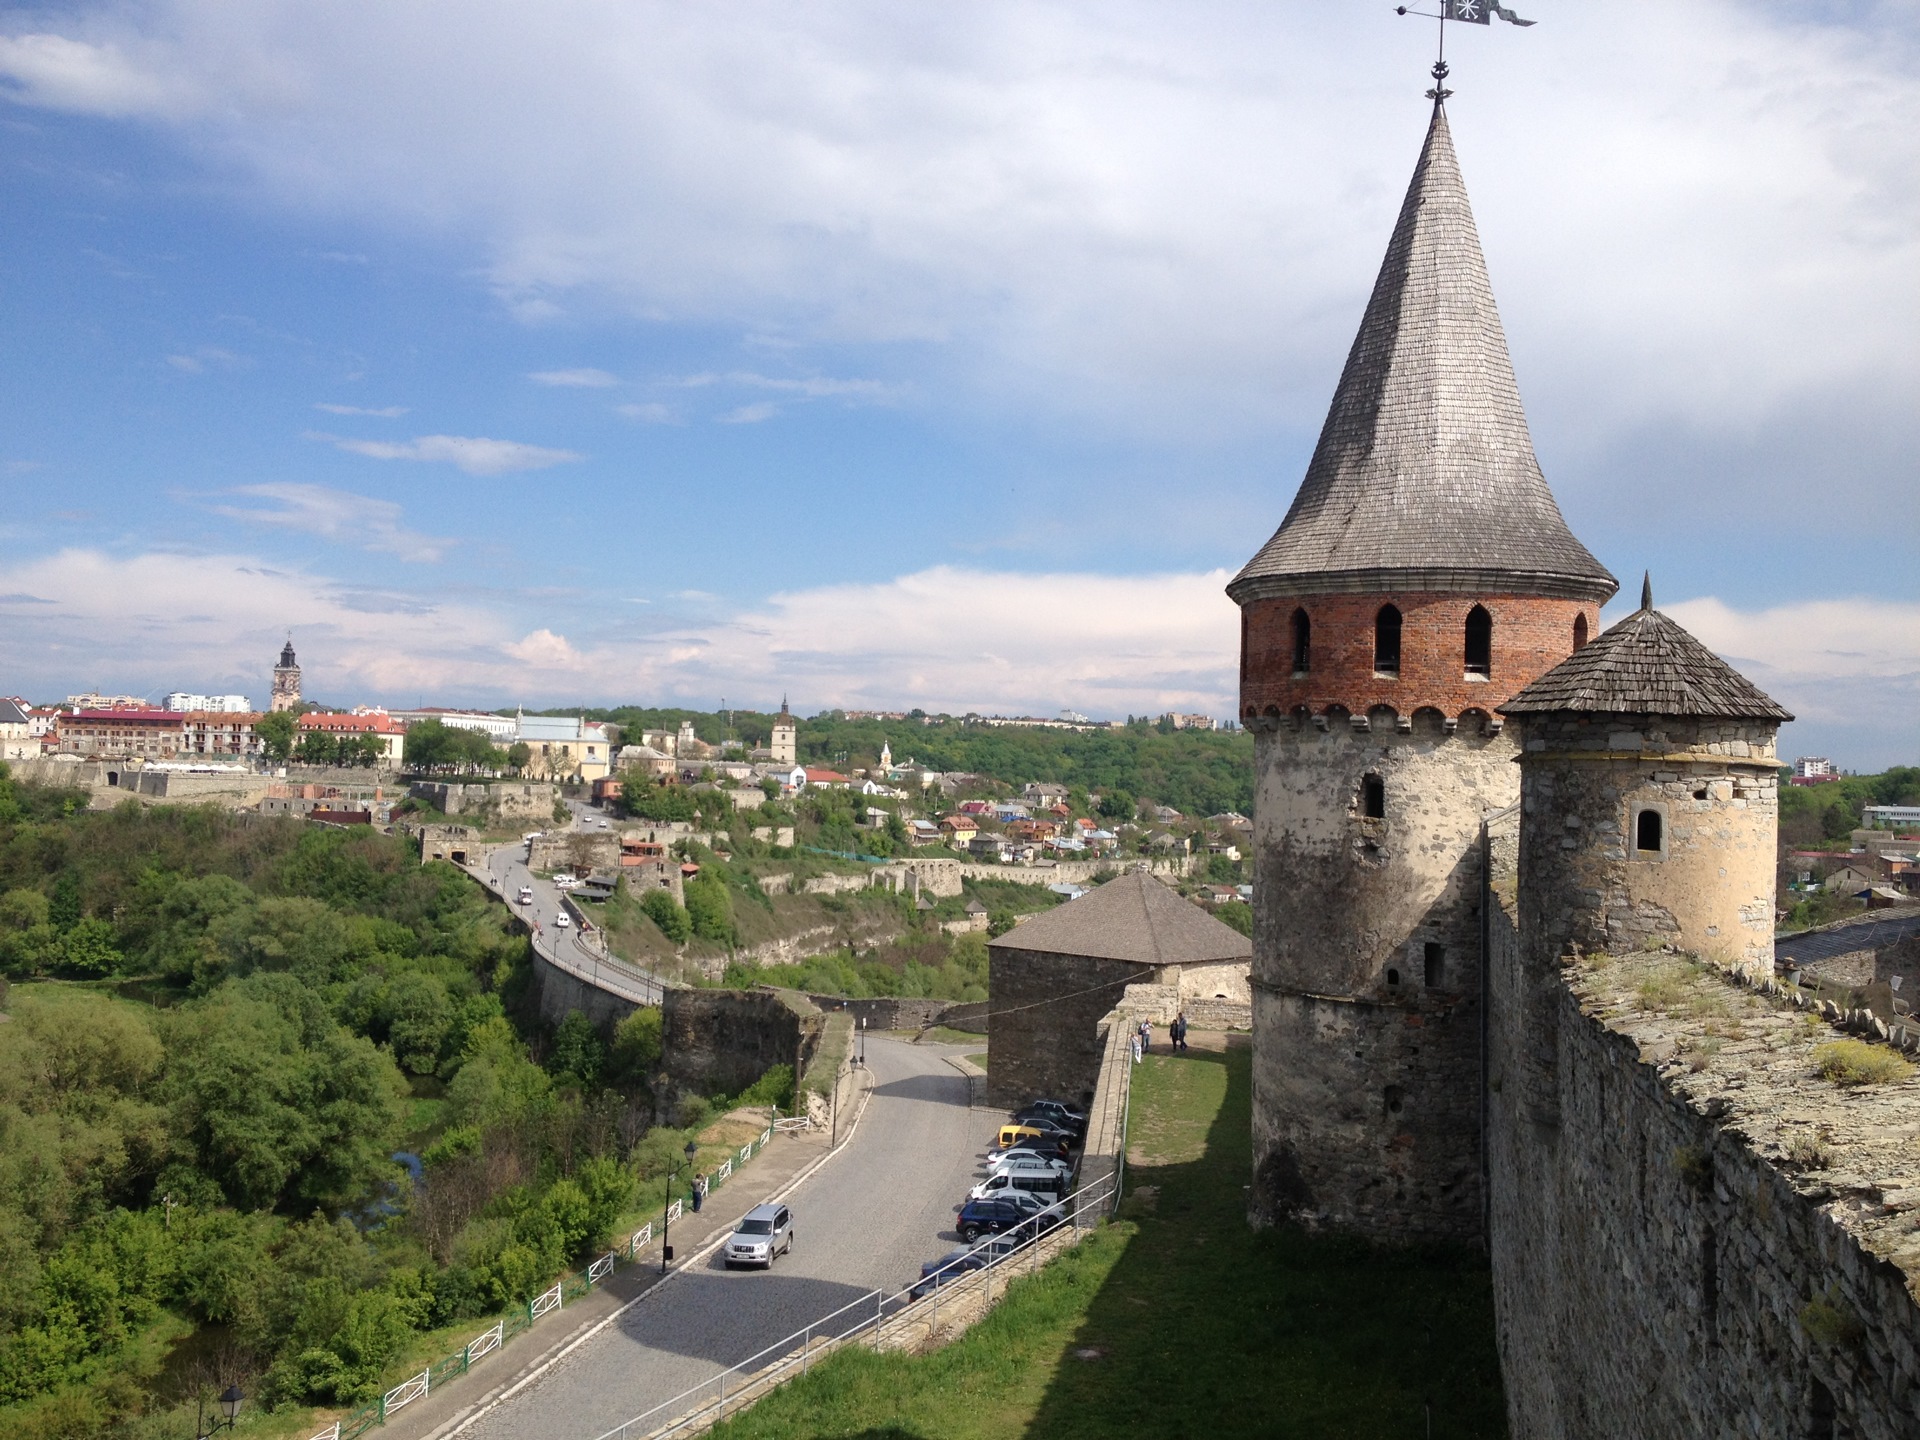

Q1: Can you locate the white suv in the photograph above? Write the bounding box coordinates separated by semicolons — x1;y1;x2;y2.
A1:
724;1203;794;1269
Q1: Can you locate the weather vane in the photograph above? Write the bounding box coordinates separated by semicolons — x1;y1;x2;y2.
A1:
1396;0;1535;105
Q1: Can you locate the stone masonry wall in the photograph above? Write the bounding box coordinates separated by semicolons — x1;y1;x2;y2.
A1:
987;945;1150;1110
658;988;824;1125
1516;712;1781;974
1488;837;1920;1438
1247;715;1510;1239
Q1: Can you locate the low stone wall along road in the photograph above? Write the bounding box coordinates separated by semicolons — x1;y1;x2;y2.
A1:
445;1036;997;1440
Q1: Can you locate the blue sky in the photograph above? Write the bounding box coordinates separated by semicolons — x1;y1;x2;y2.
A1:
1;2;1915;766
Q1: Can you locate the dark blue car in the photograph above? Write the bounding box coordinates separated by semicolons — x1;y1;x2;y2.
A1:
909;1246;989;1299
956;1193;1065;1243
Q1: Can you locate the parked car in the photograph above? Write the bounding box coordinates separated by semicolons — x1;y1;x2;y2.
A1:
985;1150;1071;1181
724;1203;794;1269
986;1135;1071;1165
1021;1098;1086;1127
994;1118;1076;1151
1013;1104;1086;1139
956;1192;1062;1244
909;1246;990;1299
968;1165;1065;1207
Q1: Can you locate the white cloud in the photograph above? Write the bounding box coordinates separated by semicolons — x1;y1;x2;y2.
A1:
1;541;1910;762
0;31;202;118
616;402;676;423
5;3;1910;452
314;402;408;417
530;367;619;388
204;483;450;562
717;402;778;425
1665;595;1920;768
0;547;1237;719
307;431;583;475
165;346;247;374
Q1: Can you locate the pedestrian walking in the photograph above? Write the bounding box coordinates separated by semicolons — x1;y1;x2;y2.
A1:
691;1173;705;1213
1142;1019;1154;1053
1130;1031;1142;1064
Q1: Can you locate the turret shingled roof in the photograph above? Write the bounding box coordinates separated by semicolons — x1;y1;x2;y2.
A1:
989;870;1251;967
1500;577;1791;722
1229;107;1615;604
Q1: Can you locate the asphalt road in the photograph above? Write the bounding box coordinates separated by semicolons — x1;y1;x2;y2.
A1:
484;836;663;1005
453;1035;997;1440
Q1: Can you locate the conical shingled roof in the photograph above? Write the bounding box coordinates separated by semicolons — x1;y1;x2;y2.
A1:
1229;108;1615;604
989;870;1251;967
1500;583;1791;721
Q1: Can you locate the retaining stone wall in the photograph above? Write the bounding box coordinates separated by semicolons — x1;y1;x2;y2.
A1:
658;989;824;1125
986;945;1149;1110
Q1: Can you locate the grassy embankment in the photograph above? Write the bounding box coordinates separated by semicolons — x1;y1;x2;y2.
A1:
708;1041;1507;1439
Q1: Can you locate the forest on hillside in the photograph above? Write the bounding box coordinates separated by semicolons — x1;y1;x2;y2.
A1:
0;767;734;1440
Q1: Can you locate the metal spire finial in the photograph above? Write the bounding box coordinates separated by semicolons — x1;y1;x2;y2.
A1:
1640;572;1653;612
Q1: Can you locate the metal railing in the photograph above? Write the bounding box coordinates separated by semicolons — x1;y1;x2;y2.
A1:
588;1170;1124;1440
302;1125;783;1440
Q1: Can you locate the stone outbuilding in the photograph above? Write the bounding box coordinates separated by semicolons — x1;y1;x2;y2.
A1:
986;871;1251;1108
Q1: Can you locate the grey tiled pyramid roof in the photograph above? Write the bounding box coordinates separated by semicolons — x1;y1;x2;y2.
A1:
989;870;1251;966
1230;108;1615;604
1501;578;1791;721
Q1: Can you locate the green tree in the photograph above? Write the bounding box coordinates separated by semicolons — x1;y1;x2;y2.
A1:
1217;901;1253;937
546;1013;604;1087
683;872;735;944
1098;788;1135;820
60;918;123;978
507;742;532;773
606;1007;662;1087
640;889;692;943
255;710;297;763
385;972;454;1075
162;977;404;1212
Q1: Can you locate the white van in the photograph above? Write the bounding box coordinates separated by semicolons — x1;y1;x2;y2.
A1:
986;1151;1070;1181
968;1164;1065;1205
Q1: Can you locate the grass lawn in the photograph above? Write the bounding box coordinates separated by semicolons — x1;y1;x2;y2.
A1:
918;1025;985;1046
709;1041;1507;1439
967;1052;988;1072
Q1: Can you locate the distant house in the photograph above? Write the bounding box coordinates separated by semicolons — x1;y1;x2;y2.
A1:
803;767;850;789
1821;864;1877;895
909;819;943;847
941;815;980;844
1153;805;1184;824
299;711;407;767
968;832;1010;862
1022;782;1069;808
957;799;994;817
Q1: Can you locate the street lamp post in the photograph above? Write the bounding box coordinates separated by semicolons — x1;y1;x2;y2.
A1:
194;1384;244;1440
661;1138;699;1273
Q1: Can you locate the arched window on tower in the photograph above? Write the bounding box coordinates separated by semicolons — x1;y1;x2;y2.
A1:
1573;614;1589;650
1290;608;1311;675
1374;605;1402;678
1464;605;1492;677
1635;808;1664;855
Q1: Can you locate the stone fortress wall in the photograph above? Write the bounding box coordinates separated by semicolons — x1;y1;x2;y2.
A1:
1485;810;1920;1439
1246;709;1515;1240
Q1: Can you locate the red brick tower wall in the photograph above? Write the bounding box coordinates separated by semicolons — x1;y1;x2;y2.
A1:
1240;593;1599;724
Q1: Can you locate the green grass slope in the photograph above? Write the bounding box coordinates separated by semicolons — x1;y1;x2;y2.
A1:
709;1041;1507;1439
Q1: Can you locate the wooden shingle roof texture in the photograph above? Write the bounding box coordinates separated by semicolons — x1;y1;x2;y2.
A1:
1230;107;1614;604
1501;584;1791;721
989;870;1251;967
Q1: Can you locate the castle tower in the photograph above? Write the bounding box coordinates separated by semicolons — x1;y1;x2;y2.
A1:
1503;577;1791;980
1228;103;1615;1239
270;638;302;713
770;696;797;767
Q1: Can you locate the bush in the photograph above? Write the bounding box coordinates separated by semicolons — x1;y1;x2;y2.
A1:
683;872;735;944
1813;1039;1913;1087
640;889;691;944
